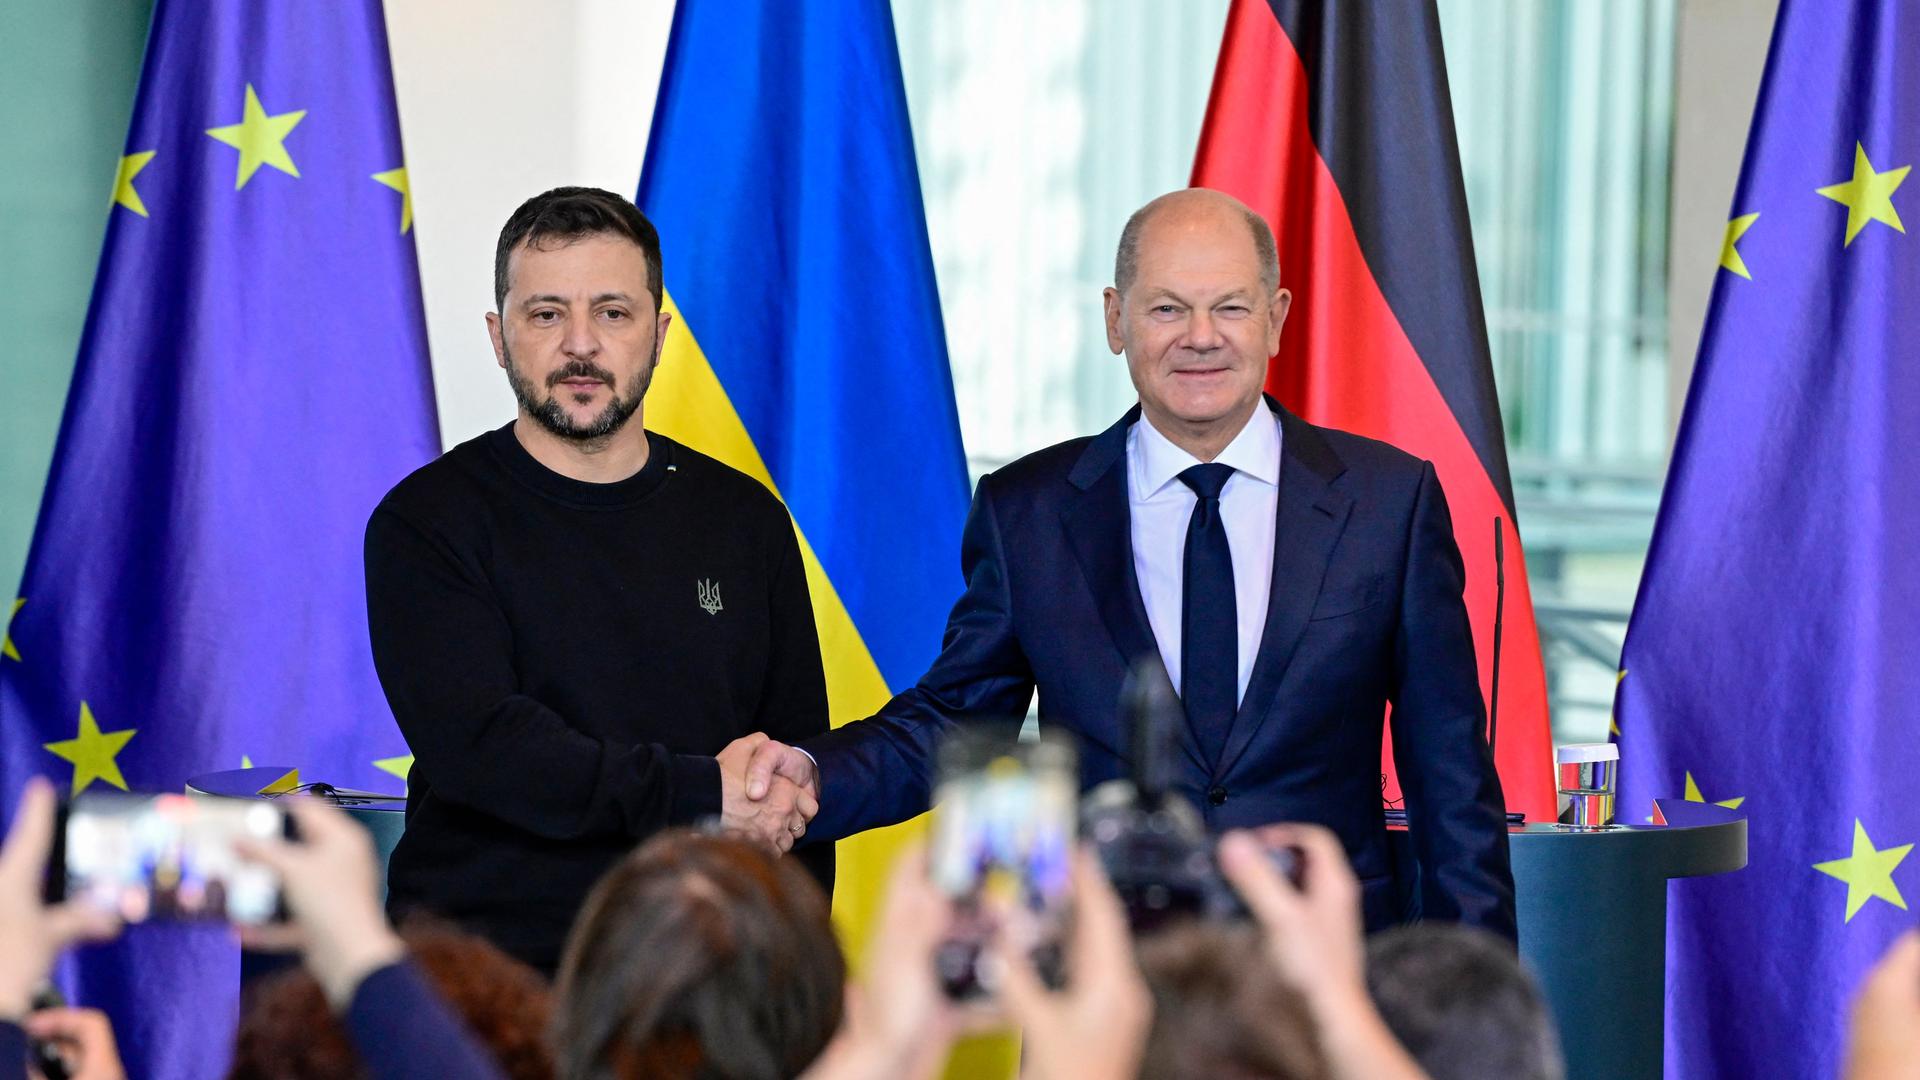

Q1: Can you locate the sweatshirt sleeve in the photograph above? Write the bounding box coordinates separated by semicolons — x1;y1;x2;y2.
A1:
365;505;721;840
342;960;509;1080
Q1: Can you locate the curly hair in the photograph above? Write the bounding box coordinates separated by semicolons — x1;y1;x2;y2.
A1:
228;920;554;1080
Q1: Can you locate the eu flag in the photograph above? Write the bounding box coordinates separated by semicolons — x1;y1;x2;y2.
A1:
1615;1;1916;1075
0;1;437;1075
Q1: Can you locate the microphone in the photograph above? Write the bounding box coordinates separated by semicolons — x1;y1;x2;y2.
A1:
1117;658;1182;810
1488;517;1506;754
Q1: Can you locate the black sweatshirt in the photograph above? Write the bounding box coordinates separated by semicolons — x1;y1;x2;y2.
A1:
365;423;832;972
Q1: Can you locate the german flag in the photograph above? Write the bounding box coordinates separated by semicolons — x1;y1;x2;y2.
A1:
1193;0;1555;819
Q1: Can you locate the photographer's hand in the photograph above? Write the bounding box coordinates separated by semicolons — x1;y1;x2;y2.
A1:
0;778;120;1022
1844;928;1920;1080
21;1006;126;1080
803;846;959;1080
991;849;1152;1080
236;799;404;1010
1219;825;1426;1080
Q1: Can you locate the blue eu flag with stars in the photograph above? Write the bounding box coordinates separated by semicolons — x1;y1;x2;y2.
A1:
1616;0;1916;1075
0;1;437;1075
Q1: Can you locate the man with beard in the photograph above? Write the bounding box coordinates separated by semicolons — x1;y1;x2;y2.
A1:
362;187;827;974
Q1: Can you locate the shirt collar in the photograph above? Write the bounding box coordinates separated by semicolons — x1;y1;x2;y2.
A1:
1131;402;1281;499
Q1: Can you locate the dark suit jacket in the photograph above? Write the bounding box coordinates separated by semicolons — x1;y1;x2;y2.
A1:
805;399;1516;939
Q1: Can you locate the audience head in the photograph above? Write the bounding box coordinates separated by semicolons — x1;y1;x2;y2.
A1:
552;830;844;1080
1135;921;1326;1080
1366;923;1564;1080
229;921;555;1080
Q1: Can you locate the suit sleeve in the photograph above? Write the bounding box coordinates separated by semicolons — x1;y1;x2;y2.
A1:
364;506;720;842
343;961;509;1080
1387;461;1517;941
0;1021;24;1080
802;475;1036;840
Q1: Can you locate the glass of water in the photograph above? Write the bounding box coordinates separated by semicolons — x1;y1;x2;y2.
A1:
1556;743;1619;829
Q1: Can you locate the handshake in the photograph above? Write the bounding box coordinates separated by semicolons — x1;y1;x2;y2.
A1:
715;733;820;856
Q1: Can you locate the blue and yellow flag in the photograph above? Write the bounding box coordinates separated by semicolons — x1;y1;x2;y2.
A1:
638;0;967;932
1615;0;1915;1075
0;1;436;1075
637;0;1004;1070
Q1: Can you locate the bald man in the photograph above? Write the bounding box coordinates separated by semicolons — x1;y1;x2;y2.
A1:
753;189;1515;939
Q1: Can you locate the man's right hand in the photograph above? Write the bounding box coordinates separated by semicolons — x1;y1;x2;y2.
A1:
719;733;817;855
741;735;820;803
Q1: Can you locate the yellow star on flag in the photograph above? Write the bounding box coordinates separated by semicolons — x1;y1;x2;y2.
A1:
113;151;158;217
258;768;301;796
374;754;414;788
1683;771;1744;810
43;702;137;795
1816;143;1909;246
371;167;413;234
205;84;306;190
1814;819;1913;922
1720;213;1759;278
3;598;22;662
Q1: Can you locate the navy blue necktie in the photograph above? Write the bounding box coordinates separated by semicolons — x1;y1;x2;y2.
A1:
1178;463;1237;768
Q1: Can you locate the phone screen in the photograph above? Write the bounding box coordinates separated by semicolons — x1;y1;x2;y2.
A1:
62;792;286;925
929;731;1076;998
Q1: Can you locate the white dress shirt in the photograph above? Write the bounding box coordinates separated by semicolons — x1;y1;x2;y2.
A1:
1127;406;1282;705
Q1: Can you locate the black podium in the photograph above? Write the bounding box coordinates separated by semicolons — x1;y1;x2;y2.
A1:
185;766;407;899
1511;800;1747;1079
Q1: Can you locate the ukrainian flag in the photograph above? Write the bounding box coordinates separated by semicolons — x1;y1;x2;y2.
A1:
637;0;993;1051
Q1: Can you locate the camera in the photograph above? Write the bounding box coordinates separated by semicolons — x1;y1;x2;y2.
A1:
1084;659;1300;932
928;730;1075;998
48;791;291;925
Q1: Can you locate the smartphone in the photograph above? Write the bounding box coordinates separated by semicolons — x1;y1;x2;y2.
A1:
928;730;1077;999
50;792;289;925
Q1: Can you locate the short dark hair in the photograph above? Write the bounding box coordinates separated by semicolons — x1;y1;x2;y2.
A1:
1366;924;1565;1080
1114;191;1280;298
494;186;664;313
1136;922;1327;1080
552;831;845;1080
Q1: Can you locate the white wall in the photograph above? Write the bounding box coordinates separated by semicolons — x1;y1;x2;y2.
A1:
383;0;1227;461
384;0;675;448
1668;0;1778;438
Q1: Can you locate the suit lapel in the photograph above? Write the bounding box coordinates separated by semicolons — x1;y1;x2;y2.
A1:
1062;408;1209;776
1216;406;1353;777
